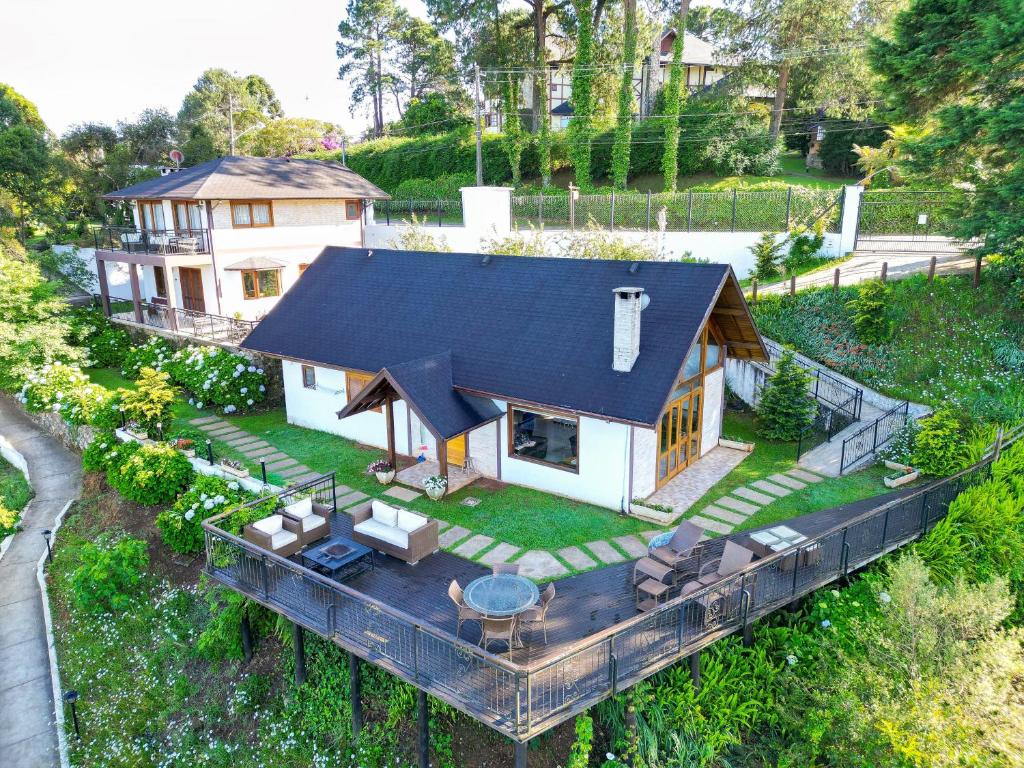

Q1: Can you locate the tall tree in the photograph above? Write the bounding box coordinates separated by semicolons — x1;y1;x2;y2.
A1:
610;0;639;189
500;76;525;183
337;0;404;138
178;69;283;154
568;0;595;188
389;17;461;118
869;0;1024;260
0;84;59;240
661;0;691;191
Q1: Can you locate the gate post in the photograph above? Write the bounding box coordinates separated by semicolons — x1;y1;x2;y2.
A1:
838;185;863;255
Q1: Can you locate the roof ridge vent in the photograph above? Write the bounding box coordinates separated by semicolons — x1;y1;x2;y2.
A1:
628;262;640;274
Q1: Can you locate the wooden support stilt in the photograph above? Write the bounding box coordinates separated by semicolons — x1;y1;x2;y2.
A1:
689;652;700;690
743;620;754;647
385;397;397;468
293;622;306;686
349;654;362;738
513;740;528;768
974;254;982;287
417;688;429;768
751;278;757;303
927;255;937;283
880;261;888;283
833;267;841;292
789;275;796;296
240;614;252;664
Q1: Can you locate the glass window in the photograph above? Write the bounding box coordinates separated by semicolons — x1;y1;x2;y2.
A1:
231;201;273;228
231;203;251;227
241;269;281;299
705;338;721;369
153;266;167;298
174;202;202;231
510;406;578;471
139;200;165;231
301;365;316;389
683;342;701;380
252;202;272;226
345;371;380;412
345;200;361;220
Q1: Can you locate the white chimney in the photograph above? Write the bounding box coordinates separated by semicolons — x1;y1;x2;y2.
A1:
612;287;645;373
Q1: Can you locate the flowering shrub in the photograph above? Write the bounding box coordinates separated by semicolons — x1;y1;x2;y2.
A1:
68;307;132;367
156;475;254;554
19;361;116;425
108;443;194;506
367;459;393;473
82;431;133;473
122;337;174;379
68;533;149;614
119;367;176;434
168;345;267;413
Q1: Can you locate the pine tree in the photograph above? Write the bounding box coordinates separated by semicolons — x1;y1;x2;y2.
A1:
846;279;891;344
756;349;816;441
750;232;784;280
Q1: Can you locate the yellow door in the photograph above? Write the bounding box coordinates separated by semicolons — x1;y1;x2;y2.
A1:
447;434;466;467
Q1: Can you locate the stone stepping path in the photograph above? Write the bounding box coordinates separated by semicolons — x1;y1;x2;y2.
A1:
279;465;312;479
750;479;792;497
337;490;369;507
701;505;748;526
733;487;776;505
689;514;734;535
557;546;597;570
788;468;823;483
439;525;472;549
584;540;626;565
515;551;568;579
384;486;422;502
715;496;760;516
453;534;494;558
769;473;807;490
265;457;298;472
613;535;648;558
479;543;519;565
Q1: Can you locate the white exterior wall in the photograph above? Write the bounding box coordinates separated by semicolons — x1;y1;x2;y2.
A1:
630;426;658;500
701;367;725;455
467;421;499;477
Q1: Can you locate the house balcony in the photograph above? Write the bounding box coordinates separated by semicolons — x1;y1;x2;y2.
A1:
96;295;257;345
94;225;212;257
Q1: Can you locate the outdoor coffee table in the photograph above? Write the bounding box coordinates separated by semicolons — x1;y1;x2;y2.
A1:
463;574;539;618
746;525;810;570
301;535;374;581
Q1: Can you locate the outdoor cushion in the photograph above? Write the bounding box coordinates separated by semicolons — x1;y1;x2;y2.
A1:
252;515;283;535
355;518;410;549
396;508;426;533
299;514;325;532
371;500;398;527
284;496;313;519
270;529;297;549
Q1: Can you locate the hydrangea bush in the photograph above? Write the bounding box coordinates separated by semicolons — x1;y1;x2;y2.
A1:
108;443;194;506
68;307;132;368
18;361;116;425
122;337;174;379
168;345;267;413
156;475;255;554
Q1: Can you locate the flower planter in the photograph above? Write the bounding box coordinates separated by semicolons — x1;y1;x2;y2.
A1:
719;438;755;452
179;448;196;459
220;463;250;479
125;428;149;441
375;470;396;485
884;469;920;488
884;460;914;472
425;485;446;501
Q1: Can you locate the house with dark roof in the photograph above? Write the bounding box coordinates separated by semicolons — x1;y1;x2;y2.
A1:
241;246;767;510
93;156;389;333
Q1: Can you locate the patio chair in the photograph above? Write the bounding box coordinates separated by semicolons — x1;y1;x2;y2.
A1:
493;562;520;576
681;540;755;596
119;231;144;252
650;520;705;578
243;514;302;558
279;496;330;547
173;236;199;255
517;583;555;643
480;616;516;659
448;580;483;640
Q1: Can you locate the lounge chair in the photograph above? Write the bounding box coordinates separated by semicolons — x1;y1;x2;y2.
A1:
448;580;483;640
243;514;302;558
681;540;755;596
518;583;555;642
279;496;330;547
650;520;705;578
493;562;520;576
480;616;516;659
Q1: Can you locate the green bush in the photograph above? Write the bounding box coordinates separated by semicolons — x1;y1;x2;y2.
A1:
846;279;891;344
108;443;193;506
750;232;784;280
81;430;130;473
755;349;817;441
392;172;474;200
818;120;888;175
196;583;273;661
18;361;116;425
156;474;255;554
911;408;968;476
166;345;267;413
122;337;174;379
783;221;826;272
68;306;132;367
69;533;149;614
119;367;176;434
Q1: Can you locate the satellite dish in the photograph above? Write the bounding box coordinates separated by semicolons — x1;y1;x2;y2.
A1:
169;149;184;167
640;293;651;311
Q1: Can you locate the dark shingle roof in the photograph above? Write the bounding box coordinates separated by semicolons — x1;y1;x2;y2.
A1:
102;156;390;201
241;247;746;426
551;101;575;116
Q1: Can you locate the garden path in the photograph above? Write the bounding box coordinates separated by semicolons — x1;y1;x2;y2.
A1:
0;396;83;768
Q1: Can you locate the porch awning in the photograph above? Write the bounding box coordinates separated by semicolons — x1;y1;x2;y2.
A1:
223;255;289;271
337;351;502;441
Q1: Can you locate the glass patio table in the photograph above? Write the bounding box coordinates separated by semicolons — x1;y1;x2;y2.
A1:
463;574;539;617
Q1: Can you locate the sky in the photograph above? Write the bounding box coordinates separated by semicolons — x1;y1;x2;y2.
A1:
2;0;718;141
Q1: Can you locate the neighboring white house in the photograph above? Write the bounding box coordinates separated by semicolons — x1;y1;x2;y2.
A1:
240;245;766;511
93;156;389;328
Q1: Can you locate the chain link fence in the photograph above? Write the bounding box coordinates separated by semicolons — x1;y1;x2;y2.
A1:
376;199;464;226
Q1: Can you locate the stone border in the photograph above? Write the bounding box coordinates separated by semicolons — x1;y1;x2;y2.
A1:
38;499;74;768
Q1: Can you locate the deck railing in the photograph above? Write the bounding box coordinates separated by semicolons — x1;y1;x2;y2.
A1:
763;339;863;419
94;225;211;255
840;400;911;474
99;294;257;344
202;450;1002;742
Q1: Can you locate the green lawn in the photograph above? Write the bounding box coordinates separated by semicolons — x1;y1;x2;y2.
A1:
739;254;854;289
0;457;32;535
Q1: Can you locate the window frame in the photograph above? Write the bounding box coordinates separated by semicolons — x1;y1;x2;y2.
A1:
345;200;362;221
345;370;381;413
240;268;282;300
506;403;580;474
301;365;317;390
231;200;275;229
153;265;168;299
137;199;166;231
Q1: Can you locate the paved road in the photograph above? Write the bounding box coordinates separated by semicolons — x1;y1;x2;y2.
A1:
0;397;82;768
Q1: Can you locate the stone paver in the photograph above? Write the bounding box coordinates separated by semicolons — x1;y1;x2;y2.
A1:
646;446;750;518
238;443;274;458
557;546;598;570
288;471;323;485
0;397;83;768
478;543;520;566
383;486;422;502
638;530;663;542
226;435;263;448
613;535;648;558
700;505;747;526
787;468;823;483
688;514;734;535
453;534;494;558
278;465;312;479
715;496;760;516
435;520;450;532
733;487;776;505
207;426;244;438
252;450;289;464
769;473;807;490
585;540;625;564
515;550;569;580
336;490;369;507
750;479;792;497
190;416;224;426
439;525;472;548
265;457;298;472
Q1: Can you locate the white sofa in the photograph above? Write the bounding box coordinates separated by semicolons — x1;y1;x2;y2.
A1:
350;499;440;564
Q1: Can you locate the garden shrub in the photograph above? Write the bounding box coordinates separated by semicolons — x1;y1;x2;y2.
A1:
845;279;891;344
122;336;174;379
196;583;274;661
168;345;267;413
68;533;149;614
750;232;784;280
911;408;968;476
119;367;176;434
156;475;254;554
875;420;919;465
108;442;193;506
783;221;826;272
68;306;132;367
392;172;474;200
18;361;115;425
0;503;17;536
81;430;127;473
755;349;816;441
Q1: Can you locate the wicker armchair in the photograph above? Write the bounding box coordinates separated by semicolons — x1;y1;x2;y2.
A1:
681;541;754;596
243;514;302;558
279;497;331;547
448;580;483;639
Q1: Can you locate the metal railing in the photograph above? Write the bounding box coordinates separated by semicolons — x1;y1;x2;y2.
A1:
840;400;911;473
98;294;257;344
796;393;860;460
94;226;211;255
762;339;863;419
203;444;1003;742
377;199;464;227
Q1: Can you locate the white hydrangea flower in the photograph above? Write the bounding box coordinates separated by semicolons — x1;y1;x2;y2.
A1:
227;481;239;491
184;510;195;521
203;499;215;510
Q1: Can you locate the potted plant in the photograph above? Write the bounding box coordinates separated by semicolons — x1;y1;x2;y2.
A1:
368;459;395;485
124;419;149;441
883;464;920;488
173;438;196;458
423;474;448;500
219;457;250;478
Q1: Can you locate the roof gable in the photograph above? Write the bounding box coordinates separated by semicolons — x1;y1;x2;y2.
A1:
241;247;764;426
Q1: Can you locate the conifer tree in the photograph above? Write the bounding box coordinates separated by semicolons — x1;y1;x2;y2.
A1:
756;349;816;441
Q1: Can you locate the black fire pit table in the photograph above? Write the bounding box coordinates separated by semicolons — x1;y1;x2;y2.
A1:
301;535;375;581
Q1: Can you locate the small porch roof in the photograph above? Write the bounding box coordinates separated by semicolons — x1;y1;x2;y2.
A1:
223;255;289;271
337;351;503;442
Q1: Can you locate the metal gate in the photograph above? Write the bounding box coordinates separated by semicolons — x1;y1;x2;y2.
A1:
855;190;976;254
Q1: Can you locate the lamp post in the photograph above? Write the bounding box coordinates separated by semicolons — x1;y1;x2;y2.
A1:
63;690;80;739
41;529;52;563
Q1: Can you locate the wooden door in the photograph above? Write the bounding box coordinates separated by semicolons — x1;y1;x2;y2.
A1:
447;434;466;467
178;267;205;313
656;390;702;488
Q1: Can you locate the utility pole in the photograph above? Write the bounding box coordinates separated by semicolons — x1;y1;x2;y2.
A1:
474;64;483;186
227;93;236;155
341;138;347;167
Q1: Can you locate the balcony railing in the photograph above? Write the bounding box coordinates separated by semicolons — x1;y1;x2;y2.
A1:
94;226;211;255
202;450;1001;743
98;295;257;344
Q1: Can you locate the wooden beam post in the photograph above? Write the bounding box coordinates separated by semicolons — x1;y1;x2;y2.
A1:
128;264;144;323
293;622;306;686
95;257;112;317
437;439;449;486
385;396;397;468
880;261;888;284
349;654;362;738
974;254;982;287
742;619;754;647
240;614;253;664
417;688;429;768
833;267;841;292
789;275;796;296
513;740;528;768
688;652;700;690
751;278;757;303
927;255;937;283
